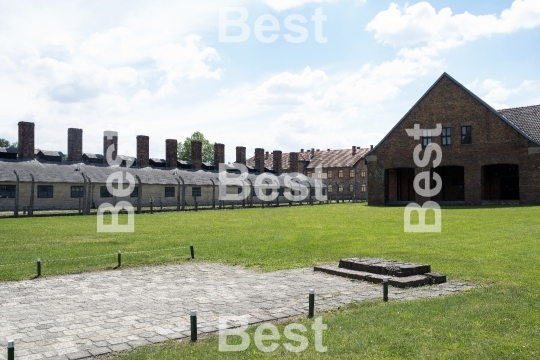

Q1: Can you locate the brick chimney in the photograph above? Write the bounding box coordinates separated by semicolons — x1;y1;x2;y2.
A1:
103;131;118;162
67;128;83;162
371;145;374;150
300;149;304;153
273;150;282;175
191;140;202;169
236;146;246;165
255;148;265;173
310;148;315;158
265;151;269;160
166;139;178;168
352;146;357;155
289;152;299;173
18;121;35;160
214;143;225;165
137;135;149;167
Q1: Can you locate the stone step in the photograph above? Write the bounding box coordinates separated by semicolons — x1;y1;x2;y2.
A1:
315;264;447;288
338;258;431;277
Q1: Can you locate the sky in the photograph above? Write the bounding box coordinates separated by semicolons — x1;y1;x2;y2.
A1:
0;0;539;162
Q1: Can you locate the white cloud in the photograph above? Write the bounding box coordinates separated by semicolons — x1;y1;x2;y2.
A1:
467;78;539;109
264;0;337;12
366;0;540;49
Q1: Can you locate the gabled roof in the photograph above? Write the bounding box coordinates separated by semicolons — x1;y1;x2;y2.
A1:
83;153;104;160
38;150;63;157
305;148;370;169
498;105;540;144
367;73;540;156
0;147;19;154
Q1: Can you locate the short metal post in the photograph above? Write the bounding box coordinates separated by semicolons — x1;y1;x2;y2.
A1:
190;244;194;259
308;289;315;318
383;276;389;302
190;310;197;342
118;251;122;267
7;340;14;360
37;258;41;277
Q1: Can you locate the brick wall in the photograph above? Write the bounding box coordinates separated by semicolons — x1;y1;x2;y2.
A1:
367;74;540;205
67;128;83;162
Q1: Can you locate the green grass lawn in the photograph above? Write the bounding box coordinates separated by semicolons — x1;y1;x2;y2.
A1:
1;204;539;358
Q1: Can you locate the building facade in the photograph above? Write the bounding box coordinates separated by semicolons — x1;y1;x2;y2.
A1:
366;73;540;206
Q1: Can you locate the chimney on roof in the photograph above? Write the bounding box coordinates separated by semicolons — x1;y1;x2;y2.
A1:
310;148;315;158
103;131;118;162
289;152;299;173
371;145;373;150
191;140;202;169
352;146;356;155
18;121;35;160
327;148;330;151
214;143;225;165
166;139;178;168
265;151;269;160
236;146;246;165
300;149;304;153
137;135;149;167
255;148;265;173
273;150;282;175
67;128;83;162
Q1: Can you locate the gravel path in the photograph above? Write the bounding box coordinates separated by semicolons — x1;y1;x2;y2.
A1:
0;263;472;359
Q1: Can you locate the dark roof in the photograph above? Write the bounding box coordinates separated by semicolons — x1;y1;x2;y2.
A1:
38;150;63;157
83;153;105;160
366;73;540;157
0;147;19;154
0;160;323;187
498;105;540;144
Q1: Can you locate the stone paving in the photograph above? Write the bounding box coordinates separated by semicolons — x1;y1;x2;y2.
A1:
0;263;473;359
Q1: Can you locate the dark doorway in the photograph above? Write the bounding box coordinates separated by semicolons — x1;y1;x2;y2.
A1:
386;168;415;202
432;166;465;201
483;164;519;200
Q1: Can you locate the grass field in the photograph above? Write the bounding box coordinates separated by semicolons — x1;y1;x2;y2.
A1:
1;203;539;358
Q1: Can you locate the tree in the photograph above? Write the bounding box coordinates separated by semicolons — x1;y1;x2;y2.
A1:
0;138;10;148
177;132;214;163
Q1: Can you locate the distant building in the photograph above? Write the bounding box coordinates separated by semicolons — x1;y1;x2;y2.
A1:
366;73;540;205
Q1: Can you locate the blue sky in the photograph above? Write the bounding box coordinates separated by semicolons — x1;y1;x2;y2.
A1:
0;0;539;161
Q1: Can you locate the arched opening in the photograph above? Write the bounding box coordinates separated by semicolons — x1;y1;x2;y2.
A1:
431;166;465;202
483;164;519;200
385;168;415;203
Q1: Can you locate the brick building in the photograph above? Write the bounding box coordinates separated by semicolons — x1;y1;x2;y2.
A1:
366;73;540;205
247;147;370;201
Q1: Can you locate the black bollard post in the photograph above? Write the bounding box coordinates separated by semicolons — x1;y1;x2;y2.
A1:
37;258;41;277
190;243;195;259
190;310;197;342
7;340;14;360
308;289;315;318
383;276;389;302
118;251;122;267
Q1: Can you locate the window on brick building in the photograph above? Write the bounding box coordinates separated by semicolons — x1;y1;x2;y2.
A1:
349;184;354;192
0;185;16;198
322;188;327;196
192;187;201;197
307;171;312;178
422;129;432;147
461;126;472;144
338;170;343;178
70;186;84;198
328;184;333;193
327;170;333;178
361;170;366;178
265;188;273;196
338;184;344;193
442;127;451;145
361;184;366;192
310;188;316;196
349;169;355;178
100;186;112;198
165;187;175;198
38;185;54;198
131;186;139;198
278;188;284;196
